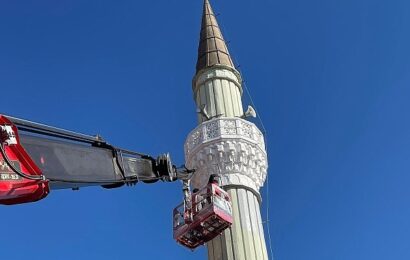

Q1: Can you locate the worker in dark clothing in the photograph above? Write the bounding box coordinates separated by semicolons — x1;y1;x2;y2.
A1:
205;174;220;205
208;174;220;185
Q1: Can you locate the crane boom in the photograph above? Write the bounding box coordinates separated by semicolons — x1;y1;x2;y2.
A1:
0;114;187;205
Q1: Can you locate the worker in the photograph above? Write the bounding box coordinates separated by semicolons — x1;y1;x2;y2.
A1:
182;180;193;223
204;174;218;206
208;174;220;185
192;188;204;212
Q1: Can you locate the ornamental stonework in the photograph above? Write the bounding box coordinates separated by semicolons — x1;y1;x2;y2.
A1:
185;118;268;194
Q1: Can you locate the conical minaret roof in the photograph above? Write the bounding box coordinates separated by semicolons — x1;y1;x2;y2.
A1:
196;0;235;72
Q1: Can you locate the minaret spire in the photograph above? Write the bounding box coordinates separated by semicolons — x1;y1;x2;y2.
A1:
192;0;244;123
196;0;235;72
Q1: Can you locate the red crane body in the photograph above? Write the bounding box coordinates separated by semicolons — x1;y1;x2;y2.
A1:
0;115;49;205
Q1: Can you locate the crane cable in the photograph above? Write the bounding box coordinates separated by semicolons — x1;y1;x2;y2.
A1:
216;14;275;258
242;78;275;260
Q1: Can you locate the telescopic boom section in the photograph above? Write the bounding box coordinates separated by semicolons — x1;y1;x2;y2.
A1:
0;114;185;205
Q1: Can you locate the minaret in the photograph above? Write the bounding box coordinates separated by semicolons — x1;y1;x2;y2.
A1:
184;1;269;259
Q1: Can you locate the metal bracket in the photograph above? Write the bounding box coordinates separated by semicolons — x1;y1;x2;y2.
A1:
175;166;195;181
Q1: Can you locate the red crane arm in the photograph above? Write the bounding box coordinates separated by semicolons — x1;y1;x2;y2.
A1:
0;114;187;205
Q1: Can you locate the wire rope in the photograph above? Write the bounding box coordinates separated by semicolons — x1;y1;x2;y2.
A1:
217;14;275;259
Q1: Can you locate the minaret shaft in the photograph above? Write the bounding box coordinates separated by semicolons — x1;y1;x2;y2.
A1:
208;189;268;260
194;67;244;123
185;1;269;259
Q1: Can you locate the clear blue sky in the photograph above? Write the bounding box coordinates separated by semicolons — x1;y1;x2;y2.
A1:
1;0;409;259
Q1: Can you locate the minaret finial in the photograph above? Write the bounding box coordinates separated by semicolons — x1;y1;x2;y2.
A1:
196;0;235;72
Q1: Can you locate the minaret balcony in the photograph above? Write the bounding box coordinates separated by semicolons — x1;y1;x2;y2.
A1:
185;117;268;195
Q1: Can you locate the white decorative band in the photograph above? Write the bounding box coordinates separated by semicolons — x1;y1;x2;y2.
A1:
185;118;268;193
185;118;266;156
